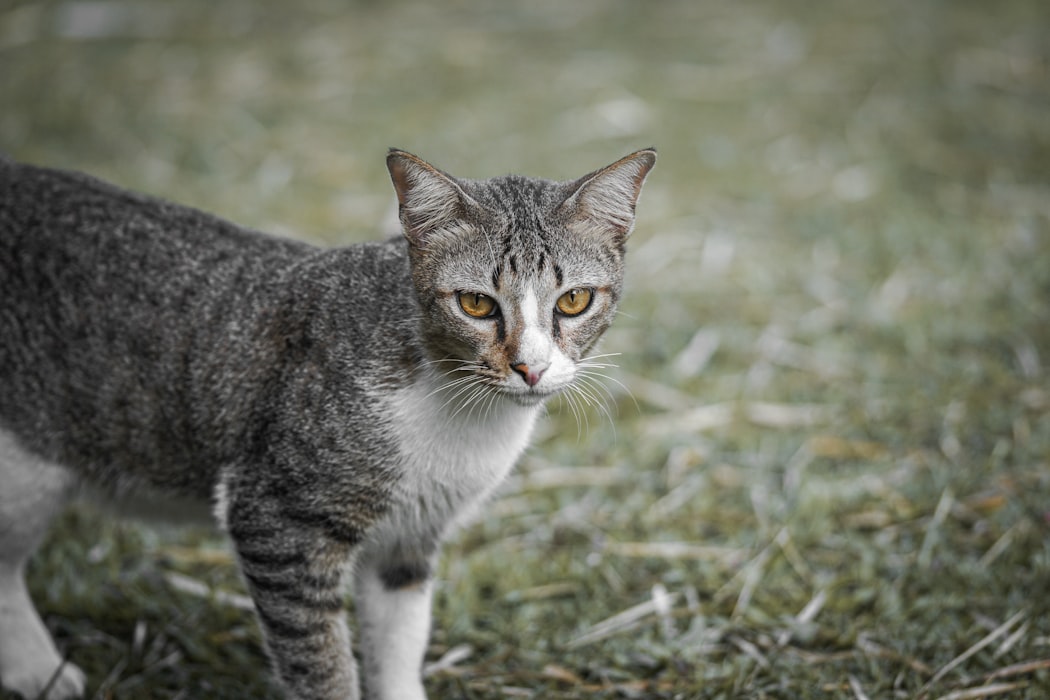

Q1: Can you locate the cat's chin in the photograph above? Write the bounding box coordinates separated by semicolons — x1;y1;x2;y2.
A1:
502;388;555;408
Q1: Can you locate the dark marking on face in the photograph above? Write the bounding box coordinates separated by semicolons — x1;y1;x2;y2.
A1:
495;314;506;344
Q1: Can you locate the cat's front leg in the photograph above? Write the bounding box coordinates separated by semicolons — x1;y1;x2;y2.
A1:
228;520;360;699
353;547;436;700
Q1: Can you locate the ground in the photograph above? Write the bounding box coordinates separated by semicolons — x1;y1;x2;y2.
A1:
2;0;1049;697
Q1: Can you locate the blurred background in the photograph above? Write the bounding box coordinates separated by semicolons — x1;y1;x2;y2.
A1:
3;1;1049;697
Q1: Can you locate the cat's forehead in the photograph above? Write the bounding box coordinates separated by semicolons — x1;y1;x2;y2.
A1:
464;175;567;226
463;176;574;262
437;174;623;291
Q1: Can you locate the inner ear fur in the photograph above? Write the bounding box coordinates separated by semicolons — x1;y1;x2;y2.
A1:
559;148;656;238
387;149;475;247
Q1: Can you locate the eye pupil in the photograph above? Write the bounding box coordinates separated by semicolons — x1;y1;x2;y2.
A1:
458;291;498;318
556;287;592;316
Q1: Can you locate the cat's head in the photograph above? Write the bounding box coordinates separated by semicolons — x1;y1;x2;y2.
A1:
387;148;655;407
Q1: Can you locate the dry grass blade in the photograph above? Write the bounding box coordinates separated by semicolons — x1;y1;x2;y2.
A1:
619;370;694;411
646;401;832;435
729;636;770;670
423;645;474;677
992;620;1029;659
978;525;1016;570
923;609;1028;690
671;327;720;378
778;589;827;646
643;402;736;435
541;664;583;685
164;571;254;612
645;473;706;521
516;465;629;490
856;636;935;676
566;589;682;649
745;402;831;429
651;583;676;640
604;541;749;564
848;675;871;700
505;582;579;602
932;682;1030;700
918;487;955;569
983;657;1050;682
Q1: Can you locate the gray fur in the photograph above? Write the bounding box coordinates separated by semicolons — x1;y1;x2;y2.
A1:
0;148;654;699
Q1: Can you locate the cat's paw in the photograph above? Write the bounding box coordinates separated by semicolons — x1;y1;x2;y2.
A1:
1;660;86;700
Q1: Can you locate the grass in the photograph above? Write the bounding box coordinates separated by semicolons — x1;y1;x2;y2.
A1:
3;0;1050;697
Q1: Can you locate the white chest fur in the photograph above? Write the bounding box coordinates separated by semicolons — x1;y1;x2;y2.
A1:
380;373;541;533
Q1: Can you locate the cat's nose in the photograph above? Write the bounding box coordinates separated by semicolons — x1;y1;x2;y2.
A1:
511;362;547;388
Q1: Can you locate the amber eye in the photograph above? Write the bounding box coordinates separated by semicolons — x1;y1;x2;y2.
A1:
555;288;593;316
458;292;499;318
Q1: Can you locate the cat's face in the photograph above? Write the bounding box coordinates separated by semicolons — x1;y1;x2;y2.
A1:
388;149;655;407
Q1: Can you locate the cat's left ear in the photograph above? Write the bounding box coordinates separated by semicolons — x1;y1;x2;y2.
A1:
559;148;657;239
387;149;476;248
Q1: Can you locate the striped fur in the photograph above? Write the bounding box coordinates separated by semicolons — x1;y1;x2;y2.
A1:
0;148;654;699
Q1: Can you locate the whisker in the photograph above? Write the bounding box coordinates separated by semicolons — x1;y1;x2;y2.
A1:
424;373;482;402
560;387;588;438
576;373;618;410
465;383;492;423
579;352;622;364
449;384;489;421
577;368;639;414
437;376;488;413
479;385;501;422
418;359;482;373
572;378;612;421
569;372;619;439
569;389;588;439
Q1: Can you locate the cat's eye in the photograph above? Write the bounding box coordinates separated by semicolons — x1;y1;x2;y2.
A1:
555;288;593;316
458;292;499;318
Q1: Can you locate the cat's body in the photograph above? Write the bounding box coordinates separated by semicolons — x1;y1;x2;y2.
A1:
0;148;654;699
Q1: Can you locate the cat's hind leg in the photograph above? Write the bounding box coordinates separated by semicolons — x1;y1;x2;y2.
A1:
0;429;86;700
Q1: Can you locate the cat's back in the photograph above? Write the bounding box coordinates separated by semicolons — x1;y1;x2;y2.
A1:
0;159;315;378
0;160;310;299
0;160;319;485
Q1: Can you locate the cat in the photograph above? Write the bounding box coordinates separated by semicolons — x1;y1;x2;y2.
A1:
0;146;655;700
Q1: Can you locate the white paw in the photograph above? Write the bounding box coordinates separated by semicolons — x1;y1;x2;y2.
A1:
1;660;86;700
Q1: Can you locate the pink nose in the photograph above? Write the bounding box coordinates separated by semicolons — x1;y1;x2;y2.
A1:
511;362;546;387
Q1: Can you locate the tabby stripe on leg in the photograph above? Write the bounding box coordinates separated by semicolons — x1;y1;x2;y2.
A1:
244;574;345;612
242;568;342;594
255;606;318;641
279;506;363;545
236;547;308;569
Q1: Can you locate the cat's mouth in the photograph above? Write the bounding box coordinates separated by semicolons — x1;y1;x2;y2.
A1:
426;360;562;409
502;385;557;407
498;373;572;406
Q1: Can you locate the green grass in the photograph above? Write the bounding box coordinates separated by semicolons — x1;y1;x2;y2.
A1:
3;0;1050;697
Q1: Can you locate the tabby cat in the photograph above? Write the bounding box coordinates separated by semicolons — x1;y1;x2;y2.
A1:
0;147;655;699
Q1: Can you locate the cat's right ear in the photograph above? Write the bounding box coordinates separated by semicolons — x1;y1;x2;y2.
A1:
387;149;474;248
